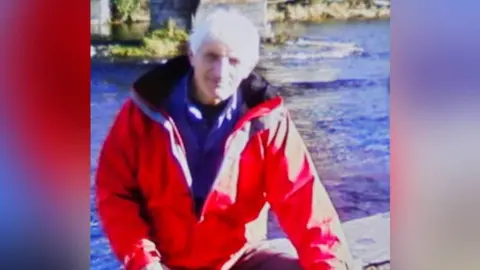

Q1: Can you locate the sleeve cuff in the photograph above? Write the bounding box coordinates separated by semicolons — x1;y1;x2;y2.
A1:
124;240;161;270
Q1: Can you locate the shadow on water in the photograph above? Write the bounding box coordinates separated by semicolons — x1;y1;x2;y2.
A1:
90;20;390;269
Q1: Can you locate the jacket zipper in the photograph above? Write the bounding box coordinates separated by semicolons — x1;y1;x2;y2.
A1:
158;110;198;219
160;111;255;222
158;97;282;222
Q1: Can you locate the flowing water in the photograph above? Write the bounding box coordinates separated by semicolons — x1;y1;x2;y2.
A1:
90;20;390;269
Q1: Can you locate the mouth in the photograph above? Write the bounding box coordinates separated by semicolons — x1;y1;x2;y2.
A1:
210;79;228;89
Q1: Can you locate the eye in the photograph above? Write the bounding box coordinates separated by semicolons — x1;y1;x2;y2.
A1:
229;57;239;66
205;53;218;62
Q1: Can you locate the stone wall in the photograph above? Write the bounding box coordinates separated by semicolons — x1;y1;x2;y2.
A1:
91;0;111;25
150;0;200;29
90;0;270;37
91;0;111;37
149;0;270;37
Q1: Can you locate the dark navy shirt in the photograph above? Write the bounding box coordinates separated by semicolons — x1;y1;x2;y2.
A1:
164;71;243;216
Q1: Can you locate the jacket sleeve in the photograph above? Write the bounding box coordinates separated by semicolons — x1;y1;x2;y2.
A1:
264;110;353;270
95;100;160;270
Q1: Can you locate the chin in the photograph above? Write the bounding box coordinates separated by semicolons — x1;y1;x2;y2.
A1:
210;87;224;97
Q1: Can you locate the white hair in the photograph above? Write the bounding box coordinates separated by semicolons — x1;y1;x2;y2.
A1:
189;7;260;67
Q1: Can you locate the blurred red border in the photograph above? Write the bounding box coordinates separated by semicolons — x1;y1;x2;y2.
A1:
0;1;90;268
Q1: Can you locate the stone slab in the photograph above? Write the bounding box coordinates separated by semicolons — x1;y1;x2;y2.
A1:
342;212;390;269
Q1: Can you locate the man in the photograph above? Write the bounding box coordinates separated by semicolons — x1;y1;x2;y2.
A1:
96;8;353;270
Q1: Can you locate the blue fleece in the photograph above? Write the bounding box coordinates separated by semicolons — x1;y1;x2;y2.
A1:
164;71;242;215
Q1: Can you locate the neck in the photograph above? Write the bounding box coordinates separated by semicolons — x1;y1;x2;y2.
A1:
190;89;228;109
196;94;222;106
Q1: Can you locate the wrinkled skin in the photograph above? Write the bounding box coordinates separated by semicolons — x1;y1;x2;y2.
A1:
188;40;255;105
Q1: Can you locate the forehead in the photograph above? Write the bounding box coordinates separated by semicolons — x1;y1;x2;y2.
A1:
198;39;239;58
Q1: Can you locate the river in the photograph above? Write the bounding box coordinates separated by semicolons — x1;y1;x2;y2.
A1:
90;20;390;269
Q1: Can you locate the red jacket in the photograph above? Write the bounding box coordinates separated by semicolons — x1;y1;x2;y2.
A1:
95;56;352;270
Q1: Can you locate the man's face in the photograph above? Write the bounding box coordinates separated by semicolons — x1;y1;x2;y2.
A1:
189;39;256;105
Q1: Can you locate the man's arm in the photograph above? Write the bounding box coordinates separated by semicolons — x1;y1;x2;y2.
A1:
95;100;161;270
264;110;353;270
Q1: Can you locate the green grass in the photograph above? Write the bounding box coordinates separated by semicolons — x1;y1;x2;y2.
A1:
108;19;188;58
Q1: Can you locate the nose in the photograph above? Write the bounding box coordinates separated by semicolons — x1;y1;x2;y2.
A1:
212;56;230;79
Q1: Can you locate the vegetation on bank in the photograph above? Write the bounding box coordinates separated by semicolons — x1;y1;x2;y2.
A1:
111;0;149;23
108;19;188;58
105;19;293;58
268;1;390;22
110;0;390;24
101;0;389;58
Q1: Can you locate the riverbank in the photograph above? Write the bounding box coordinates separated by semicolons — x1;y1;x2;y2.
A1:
268;2;390;22
97;19;188;58
92;1;389;58
105;0;391;24
91;22;296;59
91;20;377;59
